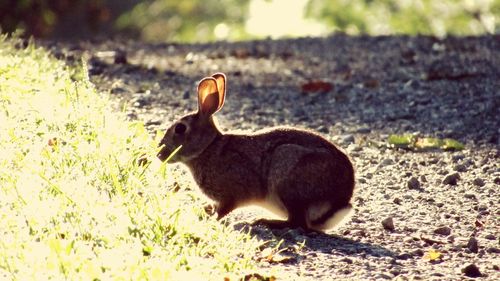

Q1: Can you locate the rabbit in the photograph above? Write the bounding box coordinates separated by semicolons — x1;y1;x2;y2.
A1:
157;73;355;232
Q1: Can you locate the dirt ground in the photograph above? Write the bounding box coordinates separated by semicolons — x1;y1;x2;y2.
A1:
45;34;499;280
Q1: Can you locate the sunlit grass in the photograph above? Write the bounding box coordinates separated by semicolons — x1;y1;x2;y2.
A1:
0;35;263;280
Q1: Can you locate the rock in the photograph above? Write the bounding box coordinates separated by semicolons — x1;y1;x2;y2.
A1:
317;125;329;133
472;178;485;187
433;226;452;236
376;273;393;280
114;50;128;64
453;164;467;172
341;134;355;144
442;172;460;185
396;253;411;260
467;237;479;253
484;233;496;240
380;158;395;166
452;153;465;162
464;193;476;200
462;263;482;278
351;229;366;237
339;257;353;264
382;217;395;231
356;126;371;133
407;177;421;190
486;247;500;253
410;249;424;257
110;86;127;94
419;175;427;182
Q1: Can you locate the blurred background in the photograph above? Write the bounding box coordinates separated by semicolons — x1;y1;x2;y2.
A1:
0;0;498;42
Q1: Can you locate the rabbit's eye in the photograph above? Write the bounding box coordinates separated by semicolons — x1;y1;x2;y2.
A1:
174;123;187;134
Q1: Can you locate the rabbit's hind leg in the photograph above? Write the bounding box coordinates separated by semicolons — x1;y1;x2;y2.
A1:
252;206;310;231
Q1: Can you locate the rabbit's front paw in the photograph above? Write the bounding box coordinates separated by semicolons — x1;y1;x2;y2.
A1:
204;204;217;216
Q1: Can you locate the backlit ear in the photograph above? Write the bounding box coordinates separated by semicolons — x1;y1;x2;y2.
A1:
211;72;226;109
197;77;220;116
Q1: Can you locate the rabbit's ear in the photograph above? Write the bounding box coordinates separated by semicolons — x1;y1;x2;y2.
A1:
211;72;226;109
197;77;221;116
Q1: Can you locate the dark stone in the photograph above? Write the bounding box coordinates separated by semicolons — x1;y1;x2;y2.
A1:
381;217;395;231
433;226;452;236
443;173;460;185
467;237;479;253
407;177;421;190
462;263;482;278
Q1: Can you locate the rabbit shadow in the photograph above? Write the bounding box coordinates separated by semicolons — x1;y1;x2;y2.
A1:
234;222;397;259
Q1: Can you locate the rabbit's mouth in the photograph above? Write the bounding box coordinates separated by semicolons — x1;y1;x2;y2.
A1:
157;145;172;162
158;144;183;163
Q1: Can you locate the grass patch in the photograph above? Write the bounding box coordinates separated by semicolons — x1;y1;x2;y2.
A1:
0;36;265;280
388;134;465;151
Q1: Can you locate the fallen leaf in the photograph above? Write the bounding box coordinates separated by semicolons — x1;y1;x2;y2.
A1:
301;80;333;93
363;79;380;89
474;220;484;228
423;249;442;262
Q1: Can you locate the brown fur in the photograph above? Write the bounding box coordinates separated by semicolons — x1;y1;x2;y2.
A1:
158;73;355;232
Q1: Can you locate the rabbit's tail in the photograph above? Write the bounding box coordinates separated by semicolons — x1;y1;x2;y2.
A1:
310;203;353;231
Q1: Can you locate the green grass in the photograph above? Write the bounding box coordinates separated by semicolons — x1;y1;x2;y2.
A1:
0;36;265;280
388;134;465;151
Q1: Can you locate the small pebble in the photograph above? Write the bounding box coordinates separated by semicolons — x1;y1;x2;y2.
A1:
464;193;476;199
462;263;482;278
452;153;465;162
339;257;353;264
381;158;395;166
341;134;355;144
486;247;500;253
484;234;496;240
411;249;424;257
467;237;479;253
453;164;467;172
381;217;395;231
407;177;421;190
356;127;371;133
396;253;411;260
434;226;452;236
443;172;460;185
376;273;393;280
472;178;485;187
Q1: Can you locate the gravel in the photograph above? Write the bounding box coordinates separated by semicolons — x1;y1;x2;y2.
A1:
44;35;499;280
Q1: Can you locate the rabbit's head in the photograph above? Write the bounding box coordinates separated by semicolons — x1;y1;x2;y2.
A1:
158;73;226;163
